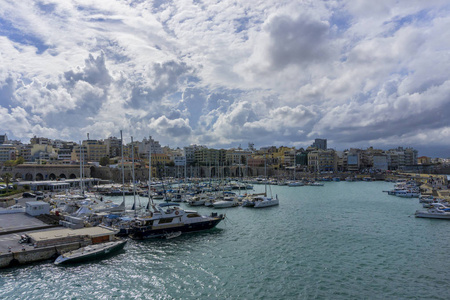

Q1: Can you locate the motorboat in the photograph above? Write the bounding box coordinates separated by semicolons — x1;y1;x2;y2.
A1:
129;203;225;240
419;195;435;203
287;181;304;187
415;204;450;219
388;189;420;198
188;194;208;206
54;239;127;265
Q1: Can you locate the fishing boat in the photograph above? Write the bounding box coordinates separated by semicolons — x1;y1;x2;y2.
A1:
130;203;225;240
54;239;127;265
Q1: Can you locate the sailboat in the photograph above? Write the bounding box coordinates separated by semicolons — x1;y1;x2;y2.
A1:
253;155;279;208
288;154;303;186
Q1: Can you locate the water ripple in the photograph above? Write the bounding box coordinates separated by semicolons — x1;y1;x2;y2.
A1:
1;182;450;299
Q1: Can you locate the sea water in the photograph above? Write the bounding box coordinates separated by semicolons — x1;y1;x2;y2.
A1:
1;181;450;299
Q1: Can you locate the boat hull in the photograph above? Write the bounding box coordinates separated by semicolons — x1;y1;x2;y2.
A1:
415;211;450;219
54;240;127;265
130;218;224;240
254;200;279;208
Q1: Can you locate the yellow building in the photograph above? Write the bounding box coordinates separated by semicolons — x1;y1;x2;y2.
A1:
82;140;107;162
150;153;171;166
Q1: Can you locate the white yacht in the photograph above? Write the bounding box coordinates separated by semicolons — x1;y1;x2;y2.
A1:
253;195;279;208
415;204;450;219
212;196;240;208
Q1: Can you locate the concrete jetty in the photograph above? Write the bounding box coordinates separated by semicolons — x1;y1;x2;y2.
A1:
0;213;118;268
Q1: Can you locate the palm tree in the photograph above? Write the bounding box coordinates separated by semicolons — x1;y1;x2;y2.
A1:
3;173;12;193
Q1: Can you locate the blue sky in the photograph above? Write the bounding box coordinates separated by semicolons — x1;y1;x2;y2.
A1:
0;0;449;157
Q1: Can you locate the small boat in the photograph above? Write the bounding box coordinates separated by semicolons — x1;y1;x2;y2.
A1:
253;195;279;208
212;197;240;208
164;231;182;239
287;181;304;187
415;203;450;219
54;239;127;265
388;190;420;198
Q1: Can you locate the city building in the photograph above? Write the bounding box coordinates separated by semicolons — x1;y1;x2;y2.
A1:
138;136;163;159
104;136;122;158
0;144;17;162
0;134;8;144
184;145;204;165
194;148;226;166
308;149;337;172
226;149;252;166
373;155;388;171
311;138;327;150
82;139;107;162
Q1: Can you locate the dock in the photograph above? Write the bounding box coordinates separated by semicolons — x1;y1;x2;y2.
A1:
0;213;118;268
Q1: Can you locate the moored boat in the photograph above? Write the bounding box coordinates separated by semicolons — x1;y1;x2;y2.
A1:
253;195;279;208
54;239;127;265
130;203;225;240
415;206;450;219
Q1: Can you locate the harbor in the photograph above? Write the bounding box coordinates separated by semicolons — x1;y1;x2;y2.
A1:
0;176;449;299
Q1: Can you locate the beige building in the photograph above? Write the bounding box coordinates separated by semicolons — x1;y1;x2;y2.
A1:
308;149;337;172
226;149;252;166
0;144;17;163
82;140;107;162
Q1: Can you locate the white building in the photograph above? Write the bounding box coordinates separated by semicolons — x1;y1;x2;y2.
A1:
26;201;50;216
138;136;163;158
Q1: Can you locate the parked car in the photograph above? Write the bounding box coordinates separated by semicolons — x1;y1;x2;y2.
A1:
22;192;36;198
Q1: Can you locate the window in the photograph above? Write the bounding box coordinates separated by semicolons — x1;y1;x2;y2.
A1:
158;218;173;224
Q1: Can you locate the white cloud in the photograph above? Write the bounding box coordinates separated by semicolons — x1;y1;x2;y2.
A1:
0;0;449;156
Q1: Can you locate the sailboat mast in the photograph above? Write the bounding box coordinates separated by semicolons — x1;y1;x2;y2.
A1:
120;130;125;207
131;136;137;217
79;140;83;195
148;146;152;206
264;154;267;196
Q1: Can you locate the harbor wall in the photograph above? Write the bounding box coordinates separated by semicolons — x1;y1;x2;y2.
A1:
0;242;84;268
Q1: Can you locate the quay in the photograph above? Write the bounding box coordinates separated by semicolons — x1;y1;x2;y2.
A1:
0;212;118;268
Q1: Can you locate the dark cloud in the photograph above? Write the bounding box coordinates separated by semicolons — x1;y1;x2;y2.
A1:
266;14;331;70
64;51;112;87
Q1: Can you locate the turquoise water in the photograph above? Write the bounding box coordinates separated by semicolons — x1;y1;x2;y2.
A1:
1;182;450;299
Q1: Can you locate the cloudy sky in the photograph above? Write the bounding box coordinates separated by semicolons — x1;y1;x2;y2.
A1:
1;0;449;157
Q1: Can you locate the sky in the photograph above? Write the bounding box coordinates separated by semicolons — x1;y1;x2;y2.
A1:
0;0;449;158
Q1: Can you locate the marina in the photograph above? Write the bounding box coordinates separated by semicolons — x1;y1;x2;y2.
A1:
1;180;450;299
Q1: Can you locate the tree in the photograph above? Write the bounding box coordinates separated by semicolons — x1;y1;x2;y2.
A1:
3;173;12;193
15;157;25;165
99;156;110;166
